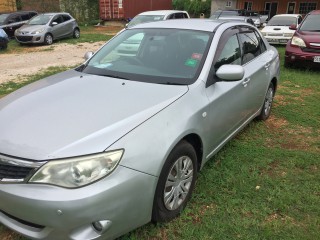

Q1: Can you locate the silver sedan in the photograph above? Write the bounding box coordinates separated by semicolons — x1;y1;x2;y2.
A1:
0;19;280;239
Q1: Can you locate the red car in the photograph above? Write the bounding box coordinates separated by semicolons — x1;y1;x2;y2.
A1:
285;10;320;68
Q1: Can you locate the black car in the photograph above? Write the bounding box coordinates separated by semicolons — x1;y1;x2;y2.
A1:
0;11;37;38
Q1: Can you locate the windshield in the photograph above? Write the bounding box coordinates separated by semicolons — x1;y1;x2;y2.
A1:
267;16;297;26
80;29;212;85
300;14;320;31
0;14;9;25
27;14;53;25
127;15;165;28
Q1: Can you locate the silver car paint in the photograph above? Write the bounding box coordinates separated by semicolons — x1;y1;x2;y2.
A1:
0;19;280;239
0;71;188;160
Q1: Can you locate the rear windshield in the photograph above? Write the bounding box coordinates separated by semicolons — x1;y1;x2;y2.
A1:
299;14;320;31
267;16;297;26
127;15;165;28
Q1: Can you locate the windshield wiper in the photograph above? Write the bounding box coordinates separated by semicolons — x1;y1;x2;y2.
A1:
102;74;129;80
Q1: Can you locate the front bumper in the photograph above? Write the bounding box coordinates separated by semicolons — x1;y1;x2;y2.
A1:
285;43;320;67
15;34;45;44
264;36;291;45
0;165;157;240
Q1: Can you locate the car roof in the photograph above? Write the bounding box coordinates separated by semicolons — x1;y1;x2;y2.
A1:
137;10;187;16
41;12;70;15
272;14;301;18
130;18;247;32
309;10;320;15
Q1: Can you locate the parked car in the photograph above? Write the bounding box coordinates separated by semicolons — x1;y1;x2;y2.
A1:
0;19;280;240
244;11;262;27
0;11;37;38
14;12;80;45
210;10;255;26
118;10;190;56
126;10;190;28
259;10;270;24
261;14;303;44
0;28;8;50
285;10;320;68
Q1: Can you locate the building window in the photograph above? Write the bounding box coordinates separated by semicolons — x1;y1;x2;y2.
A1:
119;0;123;9
299;2;317;14
226;1;232;7
244;2;253;11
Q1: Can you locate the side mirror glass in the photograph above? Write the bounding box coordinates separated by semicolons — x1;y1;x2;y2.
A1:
84;51;94;60
216;65;244;81
289;24;297;30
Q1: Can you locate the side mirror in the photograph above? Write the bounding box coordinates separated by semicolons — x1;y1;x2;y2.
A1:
51;22;58;26
84;51;94;60
216;65;245;81
289;24;297;30
262;23;267;27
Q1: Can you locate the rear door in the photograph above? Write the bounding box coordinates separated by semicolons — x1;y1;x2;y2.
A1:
238;26;272;117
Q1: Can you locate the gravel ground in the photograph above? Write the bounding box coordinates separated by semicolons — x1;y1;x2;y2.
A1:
0;41;105;84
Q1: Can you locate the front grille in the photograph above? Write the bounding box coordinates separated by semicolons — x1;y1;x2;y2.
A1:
0;163;34;181
16;36;33;42
302;47;320;53
1;210;45;229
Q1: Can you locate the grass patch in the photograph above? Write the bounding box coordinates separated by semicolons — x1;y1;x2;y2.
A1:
0;46;319;240
0;25;115;54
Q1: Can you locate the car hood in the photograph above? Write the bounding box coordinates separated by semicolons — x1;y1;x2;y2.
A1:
18;24;47;33
262;25;293;33
0;70;188;160
297;30;320;43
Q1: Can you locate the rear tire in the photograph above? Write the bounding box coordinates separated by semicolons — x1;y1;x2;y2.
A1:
73;28;80;39
256;82;275;121
152;141;197;222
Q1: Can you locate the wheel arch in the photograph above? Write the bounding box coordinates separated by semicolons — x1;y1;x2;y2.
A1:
181;133;203;171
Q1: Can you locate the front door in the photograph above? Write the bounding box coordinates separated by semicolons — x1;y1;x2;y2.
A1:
287;2;296;14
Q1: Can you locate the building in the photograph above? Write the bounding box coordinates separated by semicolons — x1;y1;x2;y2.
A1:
236;1;320;18
211;0;237;14
100;0;172;20
0;0;16;12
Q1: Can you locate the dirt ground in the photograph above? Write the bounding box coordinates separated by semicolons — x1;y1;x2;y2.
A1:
0;42;106;84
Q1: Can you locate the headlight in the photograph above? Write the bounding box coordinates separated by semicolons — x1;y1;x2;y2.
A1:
29;150;124;188
31;28;45;34
291;36;306;47
284;33;293;38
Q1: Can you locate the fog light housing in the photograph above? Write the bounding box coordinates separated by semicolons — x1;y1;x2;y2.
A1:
92;220;112;233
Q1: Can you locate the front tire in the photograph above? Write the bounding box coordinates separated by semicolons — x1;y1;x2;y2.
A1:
44;33;53;45
256;82;275;120
152;141;197;222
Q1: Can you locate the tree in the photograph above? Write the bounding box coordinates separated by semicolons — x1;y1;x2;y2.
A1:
173;0;211;18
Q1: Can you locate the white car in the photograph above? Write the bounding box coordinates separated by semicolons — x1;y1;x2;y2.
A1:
261;14;303;44
126;10;190;28
117;10;190;56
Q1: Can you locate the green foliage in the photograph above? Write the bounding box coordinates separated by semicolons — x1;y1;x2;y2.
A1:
60;0;100;24
173;0;211;18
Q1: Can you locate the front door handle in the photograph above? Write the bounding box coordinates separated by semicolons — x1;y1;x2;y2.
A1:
242;78;251;87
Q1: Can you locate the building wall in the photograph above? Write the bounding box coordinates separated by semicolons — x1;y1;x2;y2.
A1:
0;0;16;12
20;0;60;12
236;0;320;15
211;0;237;14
